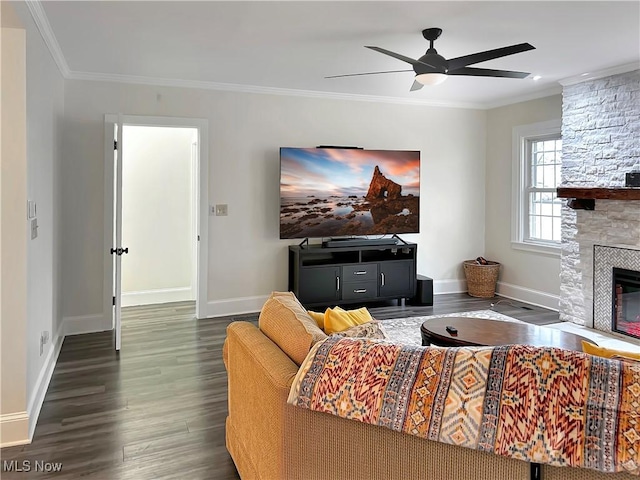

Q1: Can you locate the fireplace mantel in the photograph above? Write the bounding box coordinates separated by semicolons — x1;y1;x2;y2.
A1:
557;187;640;210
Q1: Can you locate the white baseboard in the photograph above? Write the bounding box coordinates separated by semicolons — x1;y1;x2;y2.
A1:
121;286;195;307
433;279;467;294
63;313;110;336
205;295;270;318
0;411;30;447
496;281;560;311
27;323;64;441
431;279;559;312
202;282;557;318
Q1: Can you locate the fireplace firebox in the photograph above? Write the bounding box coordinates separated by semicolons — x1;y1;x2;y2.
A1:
612;267;640;339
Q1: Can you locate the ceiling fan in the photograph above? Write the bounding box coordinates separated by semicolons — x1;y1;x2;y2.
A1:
327;28;535;90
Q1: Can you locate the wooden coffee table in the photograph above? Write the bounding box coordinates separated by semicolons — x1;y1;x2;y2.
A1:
420;317;595;352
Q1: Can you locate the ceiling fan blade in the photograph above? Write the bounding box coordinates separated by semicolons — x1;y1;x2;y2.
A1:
447;67;531;79
365;46;436;69
447;43;535;70
325;69;413;79
410;80;423;91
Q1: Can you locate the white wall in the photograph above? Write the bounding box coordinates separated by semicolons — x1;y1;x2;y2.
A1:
21;2;65;433
485;95;562;309
121;125;196;305
61;81;487;320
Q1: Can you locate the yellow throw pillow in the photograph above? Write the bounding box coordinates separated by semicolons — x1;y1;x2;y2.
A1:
307;310;326;330
581;340;640;362
324;306;374;334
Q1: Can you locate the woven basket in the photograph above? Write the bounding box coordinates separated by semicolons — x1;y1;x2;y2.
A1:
463;260;500;298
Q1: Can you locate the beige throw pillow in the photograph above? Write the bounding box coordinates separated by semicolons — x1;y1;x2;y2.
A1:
258;292;327;365
332;321;387;340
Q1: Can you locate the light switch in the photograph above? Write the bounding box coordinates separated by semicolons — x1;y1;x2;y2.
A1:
215;204;228;216
31;218;38;239
27;200;36;219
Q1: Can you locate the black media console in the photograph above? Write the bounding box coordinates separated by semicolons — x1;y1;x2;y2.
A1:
288;243;417;307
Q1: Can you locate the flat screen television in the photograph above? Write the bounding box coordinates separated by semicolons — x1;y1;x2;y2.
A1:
280;147;420;239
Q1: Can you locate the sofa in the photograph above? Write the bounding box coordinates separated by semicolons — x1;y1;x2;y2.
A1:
224;292;637;480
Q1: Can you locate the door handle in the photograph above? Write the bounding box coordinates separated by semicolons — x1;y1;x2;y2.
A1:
381;272;385;286
110;247;129;256
336;277;340;291
353;271;367;275
353;289;367;294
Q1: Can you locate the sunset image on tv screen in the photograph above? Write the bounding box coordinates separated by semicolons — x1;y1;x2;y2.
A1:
280;148;420;239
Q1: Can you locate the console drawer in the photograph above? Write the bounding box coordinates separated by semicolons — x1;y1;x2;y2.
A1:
341;280;378;301
342;264;378;282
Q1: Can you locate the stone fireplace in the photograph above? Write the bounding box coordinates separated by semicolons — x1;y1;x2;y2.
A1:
559;69;640;337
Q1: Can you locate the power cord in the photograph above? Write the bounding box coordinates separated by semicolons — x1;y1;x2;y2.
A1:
490;299;534;310
490;299;518;309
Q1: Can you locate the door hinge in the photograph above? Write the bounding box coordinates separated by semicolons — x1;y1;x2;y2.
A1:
112;296;116;306
114;140;118;150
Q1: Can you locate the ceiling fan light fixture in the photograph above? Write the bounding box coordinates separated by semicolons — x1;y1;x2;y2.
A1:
415;72;448;86
335;29;534;89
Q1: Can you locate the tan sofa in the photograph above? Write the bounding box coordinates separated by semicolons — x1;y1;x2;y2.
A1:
224;293;636;480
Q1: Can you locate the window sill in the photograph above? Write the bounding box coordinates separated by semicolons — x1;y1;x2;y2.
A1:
511;241;561;257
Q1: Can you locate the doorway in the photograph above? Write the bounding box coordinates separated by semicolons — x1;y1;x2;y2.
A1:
104;115;209;350
121;125;197;308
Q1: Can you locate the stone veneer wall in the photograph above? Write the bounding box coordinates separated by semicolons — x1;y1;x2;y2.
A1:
560;70;640;327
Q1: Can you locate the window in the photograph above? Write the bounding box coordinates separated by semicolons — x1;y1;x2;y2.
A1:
512;120;562;255
527;136;562;242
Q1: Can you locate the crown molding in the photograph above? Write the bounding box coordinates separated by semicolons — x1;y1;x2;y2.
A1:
66;70;486;109
25;0;70;76
481;84;563;109
559;62;640;86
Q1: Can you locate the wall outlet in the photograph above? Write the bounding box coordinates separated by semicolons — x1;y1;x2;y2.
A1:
215;204;228;216
31;218;38;240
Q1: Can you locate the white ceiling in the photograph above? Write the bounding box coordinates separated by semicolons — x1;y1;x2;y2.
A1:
35;1;640;109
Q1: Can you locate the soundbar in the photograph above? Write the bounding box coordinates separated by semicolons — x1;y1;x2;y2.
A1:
322;238;399;248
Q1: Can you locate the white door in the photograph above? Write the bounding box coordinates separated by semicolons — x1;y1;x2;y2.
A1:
104;114;209;341
112;118;125;351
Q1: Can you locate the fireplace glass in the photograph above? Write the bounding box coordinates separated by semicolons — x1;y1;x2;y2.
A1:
612;267;640;339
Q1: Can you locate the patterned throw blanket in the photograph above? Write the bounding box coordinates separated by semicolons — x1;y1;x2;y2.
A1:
287;336;640;475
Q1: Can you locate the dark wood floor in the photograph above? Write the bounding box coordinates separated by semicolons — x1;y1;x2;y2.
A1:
0;294;558;479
